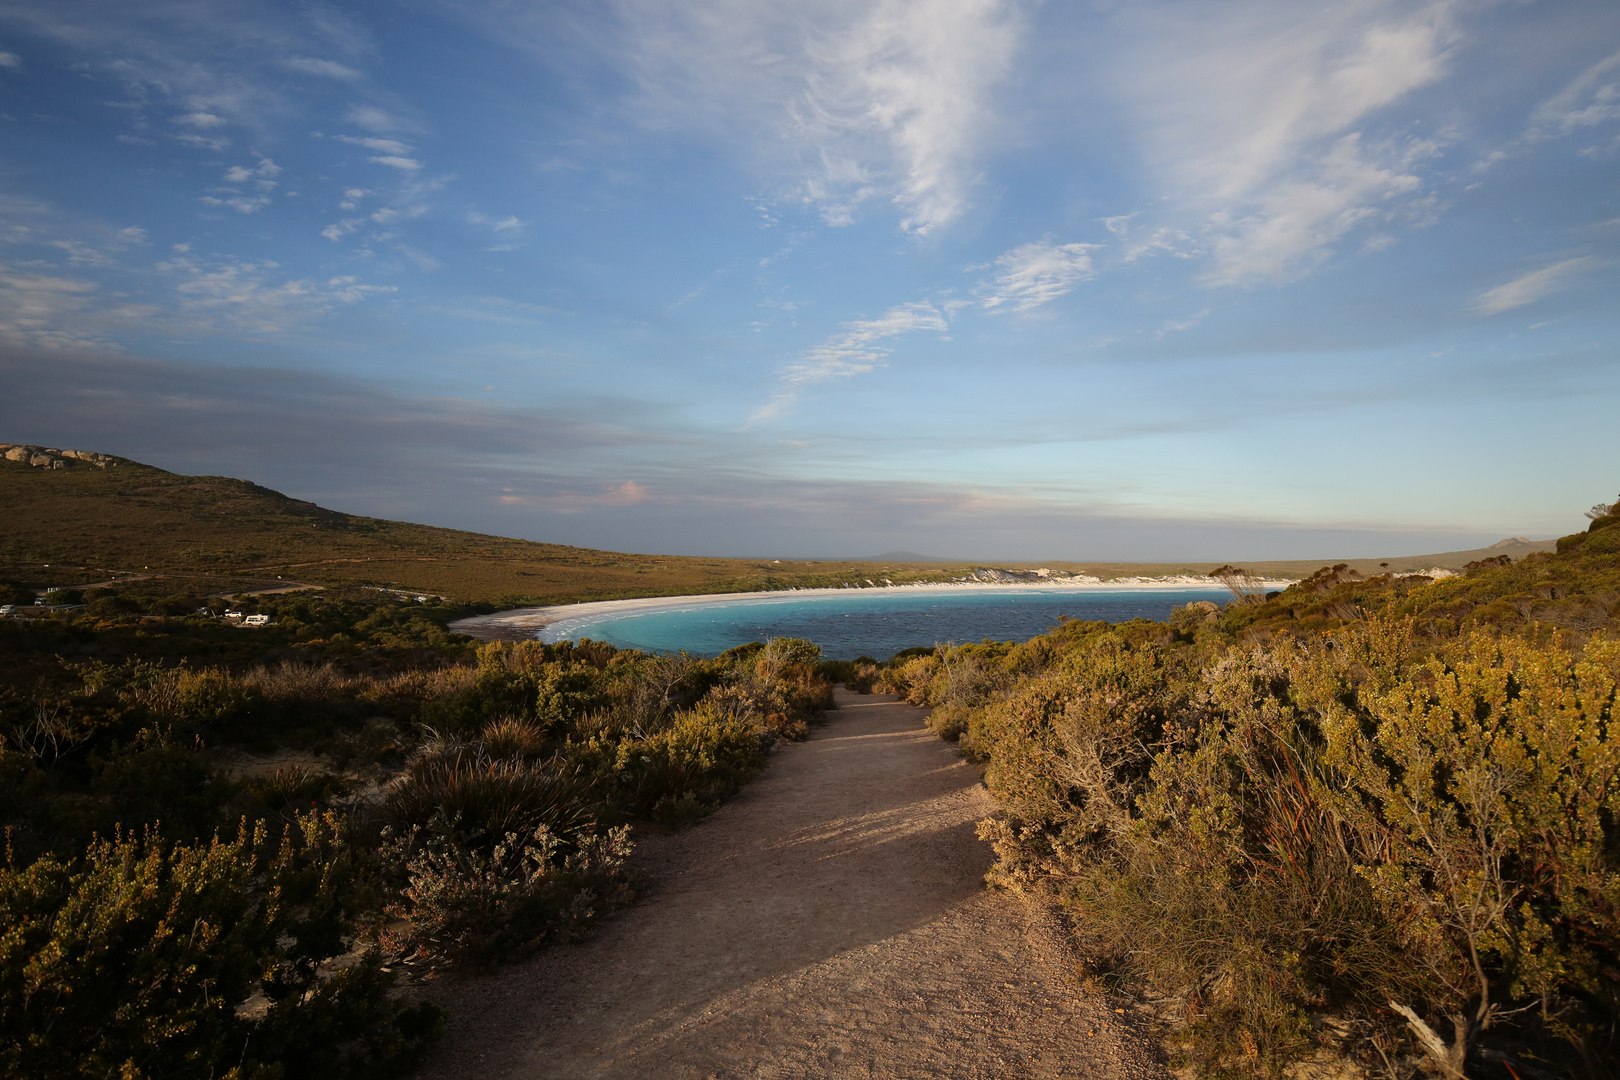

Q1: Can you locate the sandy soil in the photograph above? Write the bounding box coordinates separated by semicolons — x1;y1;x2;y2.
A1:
413;690;1169;1080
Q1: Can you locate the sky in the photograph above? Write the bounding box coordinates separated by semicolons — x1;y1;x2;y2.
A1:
0;0;1617;561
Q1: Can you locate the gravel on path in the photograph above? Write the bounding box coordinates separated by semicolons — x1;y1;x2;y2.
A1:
413;689;1169;1080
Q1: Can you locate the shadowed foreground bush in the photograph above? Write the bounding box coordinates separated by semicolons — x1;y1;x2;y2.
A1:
0;814;441;1080
379;818;633;970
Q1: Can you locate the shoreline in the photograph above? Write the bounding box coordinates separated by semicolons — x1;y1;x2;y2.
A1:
449;577;1297;642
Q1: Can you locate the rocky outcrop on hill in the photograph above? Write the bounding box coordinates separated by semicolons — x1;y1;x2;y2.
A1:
0;444;123;469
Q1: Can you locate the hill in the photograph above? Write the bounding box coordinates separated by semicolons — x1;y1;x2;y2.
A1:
0;445;967;604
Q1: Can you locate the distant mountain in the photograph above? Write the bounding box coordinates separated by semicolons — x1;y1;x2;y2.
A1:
862;550;957;563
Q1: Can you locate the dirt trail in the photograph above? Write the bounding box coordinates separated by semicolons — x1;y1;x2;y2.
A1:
415;690;1168;1080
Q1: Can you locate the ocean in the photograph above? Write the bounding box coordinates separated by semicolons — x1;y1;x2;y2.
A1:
536;586;1233;660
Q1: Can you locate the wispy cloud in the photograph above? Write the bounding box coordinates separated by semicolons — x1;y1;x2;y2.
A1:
788;301;947;384
1110;0;1456;284
331;133;423;171
1470;256;1597;316
0;48;22;69
468;212;524;234
755;300;948;421
175;111;228;129
784;0;1021;233
1530;48;1620;150
159;256;391;332
336;135;411;155
285;56;360;80
512;0;1022;235
0;264;103;349
507;480;653;513
344;103;410;132
978;241;1098;312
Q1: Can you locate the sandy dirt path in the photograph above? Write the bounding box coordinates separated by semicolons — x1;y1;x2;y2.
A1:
414;690;1168;1080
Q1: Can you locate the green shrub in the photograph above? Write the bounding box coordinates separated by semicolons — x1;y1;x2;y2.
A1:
961;618;1619;1078
1323;633;1620;1076
610;706;770;821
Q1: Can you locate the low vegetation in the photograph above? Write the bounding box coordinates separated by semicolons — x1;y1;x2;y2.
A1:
5;449;1613;1078
867;498;1620;1078
0;574;834;1078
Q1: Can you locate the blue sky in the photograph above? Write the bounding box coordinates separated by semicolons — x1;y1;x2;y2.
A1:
1;0;1617;560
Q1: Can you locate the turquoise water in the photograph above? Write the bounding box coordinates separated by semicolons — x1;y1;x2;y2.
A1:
538;587;1231;660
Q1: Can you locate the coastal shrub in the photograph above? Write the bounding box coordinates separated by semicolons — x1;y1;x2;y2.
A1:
478;715;549;760
381;737;594;846
1322;633;1620;1076
635;706;769;818
0;814;440;1080
91;727;221;841
379;817;633;969
959;614;1620;1077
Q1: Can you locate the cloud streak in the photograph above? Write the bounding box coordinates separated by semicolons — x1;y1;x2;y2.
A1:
1108;0;1456;284
978;241;1098;311
755;300;948;420
1470;256;1597;315
492;0;1022;234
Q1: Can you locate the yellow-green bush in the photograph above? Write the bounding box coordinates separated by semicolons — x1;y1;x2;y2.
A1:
960;618;1618;1078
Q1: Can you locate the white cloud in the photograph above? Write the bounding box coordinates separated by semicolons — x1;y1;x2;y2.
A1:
370;155;422;172
0;49;21;69
223;158;280;186
579;0;1021;235
337;135;412;155
344;103;408;132
1531;49;1620;143
469;213;524;234
285;56;360;80
1469;257;1596;316
158;255;396;334
201;194;273;214
322;219;364;241
174;133;231;151
789;301;948;384
1108;0;1457;284
326;275;396;302
0;264;103;349
1203;133;1427;283
1154;308;1210;338
755;299;947;420
174;111;228;129
978;241;1098;312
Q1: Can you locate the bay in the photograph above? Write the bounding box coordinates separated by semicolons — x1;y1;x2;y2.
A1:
537;586;1232;660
